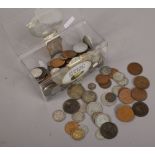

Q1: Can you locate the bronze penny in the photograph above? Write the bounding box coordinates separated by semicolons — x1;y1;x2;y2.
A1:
132;102;149;117
50;58;65;68
105;92;117;102
134;76;150;89
99;80;112;89
96;74;110;85
65;121;79;135
116;105;135;122
118;88;134;104
62;50;77;59
131;88;147;101
127;62;143;75
110;68;119;78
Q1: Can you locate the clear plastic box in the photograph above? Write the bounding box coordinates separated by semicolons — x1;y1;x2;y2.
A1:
1;9;108;100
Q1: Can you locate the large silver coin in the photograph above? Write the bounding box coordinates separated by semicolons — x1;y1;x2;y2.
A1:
82;90;97;104
67;84;85;99
52;110;66;122
72;111;85;122
73;42;88;53
100;93;117;106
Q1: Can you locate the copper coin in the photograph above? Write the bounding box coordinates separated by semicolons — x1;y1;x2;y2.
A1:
116;105;135;122
65;121;79;135
50;58;65;68
105;92;117;102
131;88;147;101
110;68;119;78
118;88;134;104
127;62;143;75
96;74;109;85
62;50;77;59
134;76;150;89
99;80;112;89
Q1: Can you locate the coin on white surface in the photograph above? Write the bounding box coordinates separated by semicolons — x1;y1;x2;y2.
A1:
112;85;123;96
73;42;88;53
72;111;85;122
86;102;103;116
52;110;66;122
95;129;105;140
94;113;111;128
100;93;117;106
100;66;112;75
118;77;129;86
113;72;125;82
31;67;43;78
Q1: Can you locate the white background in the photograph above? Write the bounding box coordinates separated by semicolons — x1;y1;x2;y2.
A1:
0;9;155;147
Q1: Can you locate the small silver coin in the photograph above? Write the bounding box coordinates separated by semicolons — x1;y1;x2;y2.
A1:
100;66;112;75
82;35;93;49
88;83;96;90
52;110;66;122
73;42;88;53
86;102;103;116
112;85;123;96
113;72;125;82
72;111;85;122
31;67;43;78
118;77;129;86
82;90;97;104
95;129;105;140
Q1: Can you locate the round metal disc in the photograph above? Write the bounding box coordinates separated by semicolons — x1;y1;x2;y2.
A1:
52;110;66;122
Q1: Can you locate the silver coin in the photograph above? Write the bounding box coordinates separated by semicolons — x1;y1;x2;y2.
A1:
52;110;66;122
118;77;129;86
88;83;96;90
113;72;125;82
79;124;89;135
95;129;105;140
82;90;97;104
67;84;85;99
94;113;111;128
100;66;112;75
112;85;122;96
31;67;43;78
73;42;88;53
72;111;85;122
100;93;117;106
86;102;103;116
82;35;93;49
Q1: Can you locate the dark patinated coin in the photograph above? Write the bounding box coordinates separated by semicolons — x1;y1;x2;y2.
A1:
100;122;118;139
105;92;117;102
63;99;80;114
132;102;149;117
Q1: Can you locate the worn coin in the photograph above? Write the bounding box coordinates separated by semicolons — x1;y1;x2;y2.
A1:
82;90;97;104
86;102;103;116
67;84;85;99
65;121;79;135
50;58;65;68
96;74;110;85
109;68;119;78
31;67;43;78
118;88;134;104
131;88;147;101
99;80;112;89
94;113;111;128
113;72;125;82
52;110;66;122
71;128;85;140
127;62;143;75
100;66;112;75
88;83;96;90
132;102;149;117
116;105;135;122
118;78;129;86
62;50;77;59
95;129;104;140
63;99;80;114
112;85;123;96
105;92;117;102
83;35;93;49
72;111;85;122
73;42;88;53
100;122;118;139
134;76;150;89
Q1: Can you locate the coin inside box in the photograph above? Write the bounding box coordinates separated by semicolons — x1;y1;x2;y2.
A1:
2;9;108;100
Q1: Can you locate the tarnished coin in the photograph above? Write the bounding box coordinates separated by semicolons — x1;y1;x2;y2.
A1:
50;58;65;68
100;66;112;75
71;128;85;140
72;111;85;122
82;90;97;104
96;74;109;85
118;88;134;104
134;76;150;89
63;99;80;114
62;50;77;59
31;67;43;78
131;88;147;101
112;85;123;96
127;62;143;75
65;121;79;135
79;124;89;135
113;72;125;82
116;105;135;122
67;84;85;99
105;92;117;102
88;83;96;90
118;78;129;86
95;129;104;140
100;122;118;139
73;42;88;53
87;102;103;116
94;113;111;128
83;35;93;49
52;110;66;122
132;102;149;117
99;80;112;89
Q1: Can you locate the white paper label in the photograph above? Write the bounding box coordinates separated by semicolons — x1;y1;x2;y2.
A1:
62;61;91;84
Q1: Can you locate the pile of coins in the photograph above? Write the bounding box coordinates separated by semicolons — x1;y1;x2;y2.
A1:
52;62;150;141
